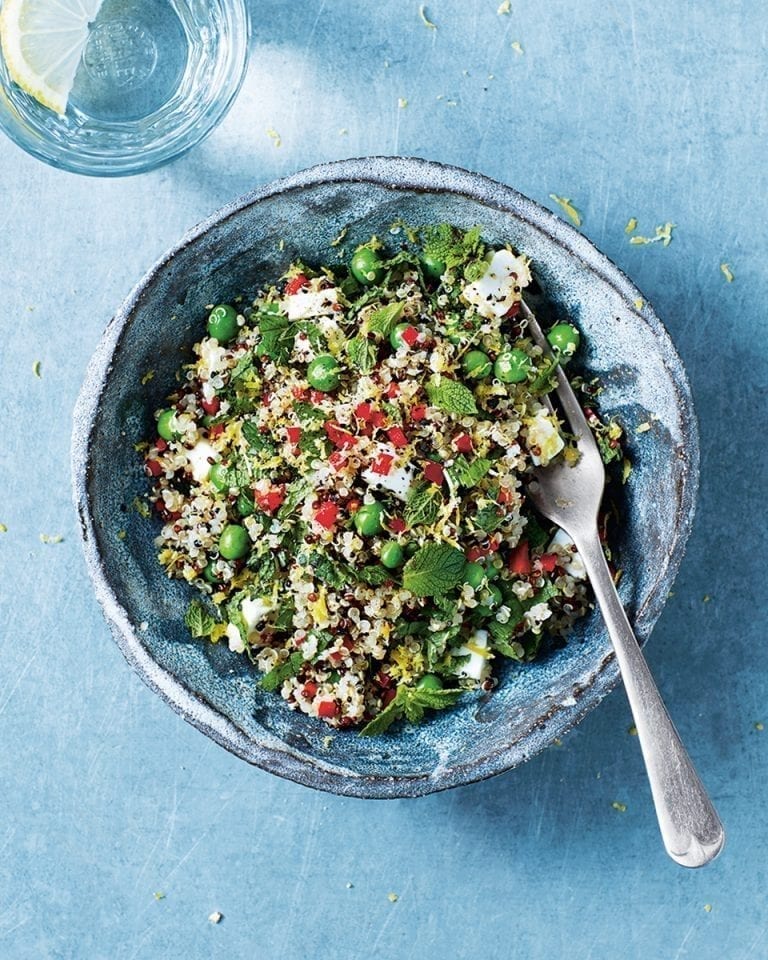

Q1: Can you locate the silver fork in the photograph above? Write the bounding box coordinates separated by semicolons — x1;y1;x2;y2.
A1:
520;300;725;868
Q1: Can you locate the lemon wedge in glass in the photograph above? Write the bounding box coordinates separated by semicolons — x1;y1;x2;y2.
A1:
0;0;103;115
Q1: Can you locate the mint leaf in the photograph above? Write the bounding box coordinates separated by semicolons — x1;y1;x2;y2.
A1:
366;301;404;337
229;349;256;380
307;551;355;590
260;651;304;692
184;600;217;638
245;550;278;591
404;481;442;528
358;692;406;736
346;335;377;374
257;314;295;363
411;687;464;710
358;565;393;586
402;543;466;597
425;378;478;416
447;456;492;488
474;502;506;533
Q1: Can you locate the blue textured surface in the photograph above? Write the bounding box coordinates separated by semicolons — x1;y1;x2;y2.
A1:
1;0;766;956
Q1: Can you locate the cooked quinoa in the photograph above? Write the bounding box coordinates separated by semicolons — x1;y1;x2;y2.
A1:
142;224;600;734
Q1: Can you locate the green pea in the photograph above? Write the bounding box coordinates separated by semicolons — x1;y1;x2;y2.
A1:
477;584;503;617
353;501;385;536
405;541;420;558
416;673;444;691
462;350;492;379
464;561;487;589
207;304;239;343
421;254;446;280
209;462;229;492
547;323;580;356
203;561;223;584
494;348;531;383
156;408;178;441
350;247;385;285
307;354;341;392
218;524;250;560
380;541;404;569
444;318;467;346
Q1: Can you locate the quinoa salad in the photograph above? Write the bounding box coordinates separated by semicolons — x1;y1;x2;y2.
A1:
141;224;624;734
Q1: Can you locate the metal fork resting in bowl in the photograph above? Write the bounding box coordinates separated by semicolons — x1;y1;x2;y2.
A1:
521;300;725;868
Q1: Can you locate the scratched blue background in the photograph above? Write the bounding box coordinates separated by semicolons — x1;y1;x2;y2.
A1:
1;1;766;957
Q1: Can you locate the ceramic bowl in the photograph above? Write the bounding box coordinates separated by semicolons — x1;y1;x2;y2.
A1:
71;157;699;798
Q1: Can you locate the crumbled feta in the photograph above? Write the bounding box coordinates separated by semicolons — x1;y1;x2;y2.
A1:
454;629;492;681
285;288;339;321
461;249;531;319
548;528;587;580
187;441;217;482
361;447;415;500
524;602;552;632
226;623;245;653
242;596;275;632
524;408;564;466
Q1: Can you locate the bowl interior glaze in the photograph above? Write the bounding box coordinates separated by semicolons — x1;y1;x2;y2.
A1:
72;157;698;797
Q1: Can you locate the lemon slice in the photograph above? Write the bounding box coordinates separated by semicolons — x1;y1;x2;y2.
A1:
0;0;103;115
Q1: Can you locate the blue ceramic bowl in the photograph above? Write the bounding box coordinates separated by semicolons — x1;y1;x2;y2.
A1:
71;157;699;798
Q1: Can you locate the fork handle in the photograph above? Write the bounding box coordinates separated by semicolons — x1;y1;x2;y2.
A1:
576;532;725;867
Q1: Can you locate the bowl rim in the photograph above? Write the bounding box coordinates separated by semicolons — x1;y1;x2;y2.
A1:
71;156;700;798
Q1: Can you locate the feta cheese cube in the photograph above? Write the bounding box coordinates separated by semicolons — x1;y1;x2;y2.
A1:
461;249;532;319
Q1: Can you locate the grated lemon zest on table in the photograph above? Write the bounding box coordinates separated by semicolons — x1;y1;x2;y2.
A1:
510;40;524;54
548;194;582;226
266;127;282;147
32;359;42;378
497;0;511;13
625;217;638;234
141;369;155;385
720;262;734;282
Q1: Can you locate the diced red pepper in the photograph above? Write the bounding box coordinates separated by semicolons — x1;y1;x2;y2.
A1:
354;401;373;422
314;500;339;529
145;459;163;477
328;451;347;472
401;325;419;347
381;688;397;707
310;390;326;404
372;452;394;476
410;404;427;422
155;438;168;452
286;426;302;444
376;670;393;689
292;386;309;400
318;699;339;718
324;421;357;448
285;273;309;295
386;382;400;398
540;552;558;573
302;681;318;699
255;488;285;514
498;487;512;505
342;636;356;650
388;517;407;534
454;432;474;454
370;409;386;427
466;545;488;563
208;423;225;439
423;461;444;485
201;396;220;415
387;426;408;448
509;540;531;575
